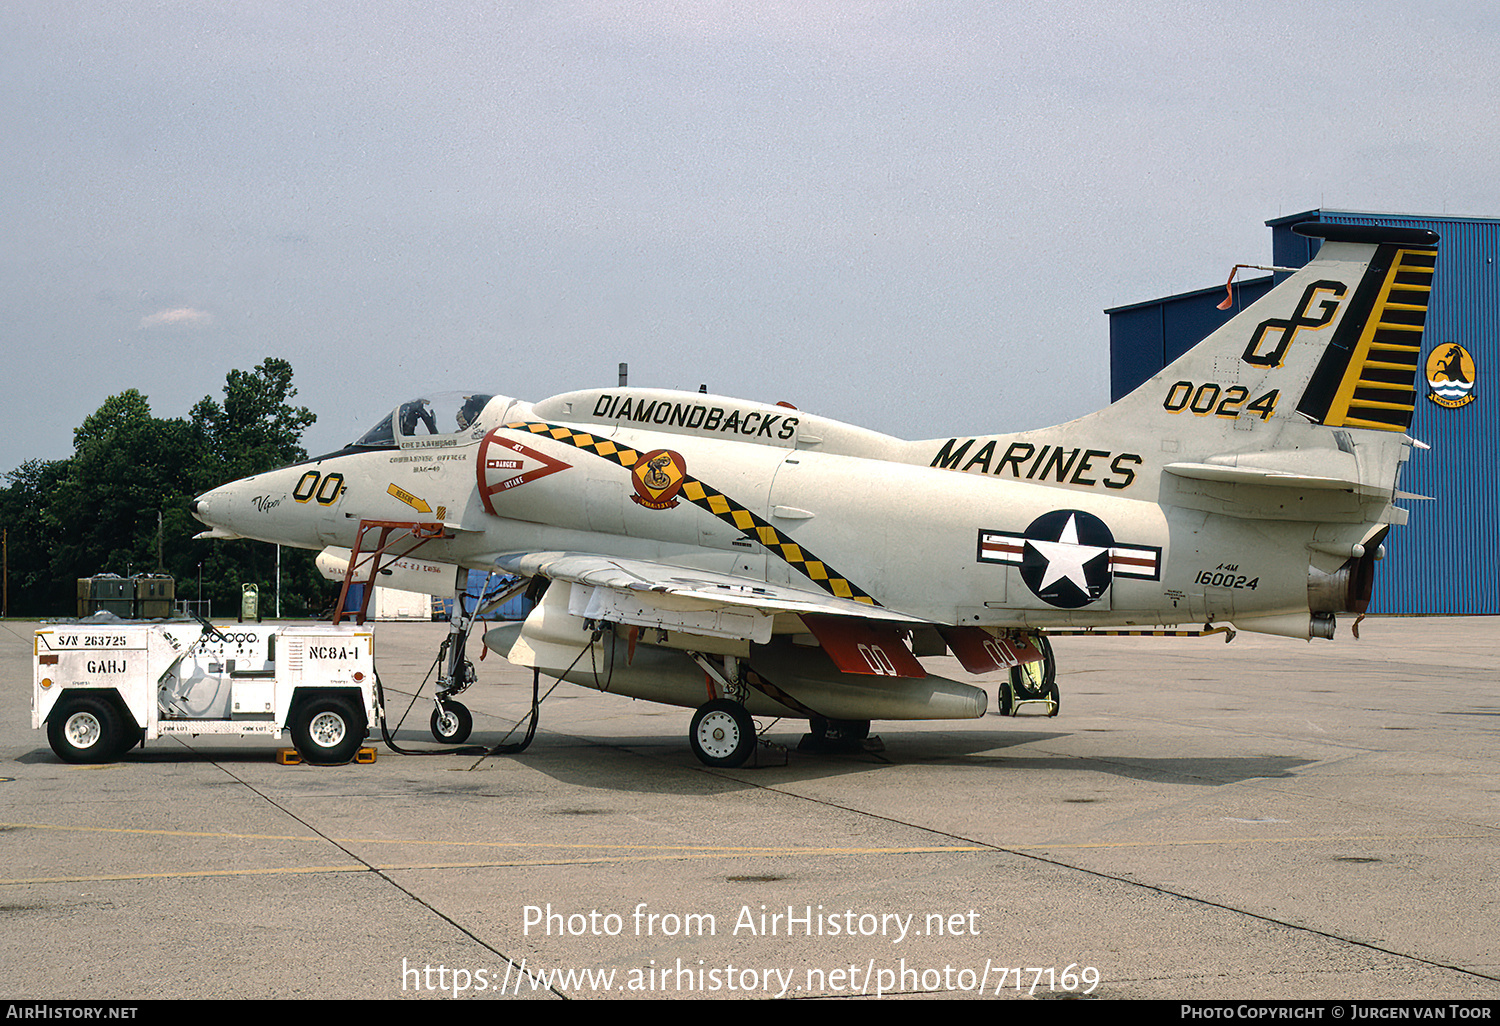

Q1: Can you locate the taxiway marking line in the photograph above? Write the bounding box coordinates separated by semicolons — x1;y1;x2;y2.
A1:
4;865;372;885
2;821;1488;851
2;852;975;885
6;829;1491;885
0;821;979;853
2;821;1491;886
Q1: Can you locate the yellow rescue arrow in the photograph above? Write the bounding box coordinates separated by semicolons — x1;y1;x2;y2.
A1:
387;483;433;514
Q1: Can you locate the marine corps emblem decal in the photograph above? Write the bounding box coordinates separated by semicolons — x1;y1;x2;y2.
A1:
631;449;687;509
1426;343;1476;408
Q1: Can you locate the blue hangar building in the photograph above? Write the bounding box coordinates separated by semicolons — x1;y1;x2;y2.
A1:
1107;209;1498;615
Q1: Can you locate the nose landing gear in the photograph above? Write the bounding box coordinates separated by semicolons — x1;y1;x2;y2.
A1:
430;700;473;744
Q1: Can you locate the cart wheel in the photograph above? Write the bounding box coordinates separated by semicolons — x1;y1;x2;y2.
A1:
48;695;130;764
1010;635;1059;714
430;701;473;744
689;699;755;768
997;679;1014;717
290;696;365;765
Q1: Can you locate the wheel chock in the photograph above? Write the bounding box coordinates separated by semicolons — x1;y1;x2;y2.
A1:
276;747;376;765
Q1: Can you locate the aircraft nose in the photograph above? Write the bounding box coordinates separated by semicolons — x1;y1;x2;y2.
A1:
190;486;242;540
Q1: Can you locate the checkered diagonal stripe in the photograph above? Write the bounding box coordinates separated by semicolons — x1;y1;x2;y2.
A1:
506;421;643;469
504;421;878;605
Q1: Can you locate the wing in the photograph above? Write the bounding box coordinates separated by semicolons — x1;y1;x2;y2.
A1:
496;550;932;645
494;551;1028;679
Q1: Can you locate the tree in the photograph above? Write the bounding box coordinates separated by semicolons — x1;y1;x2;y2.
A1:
0;359;328;618
0;458;72;614
51;389;197;580
191;357;316;491
187;358;325;617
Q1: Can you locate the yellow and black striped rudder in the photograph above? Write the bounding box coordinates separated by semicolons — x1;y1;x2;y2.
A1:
1297;244;1436;432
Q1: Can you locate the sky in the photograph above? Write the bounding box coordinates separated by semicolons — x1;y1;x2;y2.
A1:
4;1;1498;477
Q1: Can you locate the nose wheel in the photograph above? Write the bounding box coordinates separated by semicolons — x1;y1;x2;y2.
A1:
430;700;473;743
689;699;756;768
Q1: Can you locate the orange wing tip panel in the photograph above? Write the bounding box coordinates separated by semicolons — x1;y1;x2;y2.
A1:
801;615;926;678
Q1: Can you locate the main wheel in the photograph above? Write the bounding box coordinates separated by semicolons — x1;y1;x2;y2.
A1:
689;699;756;768
430;701;473;744
48;695;131;764
809;716;871;741
834;718;870;741
290;696;365;765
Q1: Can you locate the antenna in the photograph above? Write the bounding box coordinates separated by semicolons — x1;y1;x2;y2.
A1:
1216;264;1298;310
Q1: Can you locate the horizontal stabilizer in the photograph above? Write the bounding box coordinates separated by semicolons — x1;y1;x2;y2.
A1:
1163;462;1372;492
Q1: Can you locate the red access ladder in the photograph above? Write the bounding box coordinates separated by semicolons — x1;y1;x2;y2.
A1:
332;520;449;625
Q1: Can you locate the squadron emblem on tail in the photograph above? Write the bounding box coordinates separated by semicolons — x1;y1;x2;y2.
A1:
1426;343;1476;408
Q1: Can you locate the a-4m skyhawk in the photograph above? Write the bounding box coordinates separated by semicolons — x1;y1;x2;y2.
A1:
192;222;1439;767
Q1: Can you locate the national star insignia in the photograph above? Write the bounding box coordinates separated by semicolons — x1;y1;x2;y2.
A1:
1026;513;1111;595
977;508;1138;609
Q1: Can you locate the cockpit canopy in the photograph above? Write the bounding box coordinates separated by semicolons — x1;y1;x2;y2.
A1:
352;392;497;448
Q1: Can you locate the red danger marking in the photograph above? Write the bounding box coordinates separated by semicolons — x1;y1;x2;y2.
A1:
477;433;572;514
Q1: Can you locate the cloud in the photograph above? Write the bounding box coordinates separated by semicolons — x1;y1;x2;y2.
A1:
139;307;213;329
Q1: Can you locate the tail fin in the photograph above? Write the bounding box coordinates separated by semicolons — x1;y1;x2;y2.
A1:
1103;221;1440;449
1287;224;1438;433
921;222;1439;496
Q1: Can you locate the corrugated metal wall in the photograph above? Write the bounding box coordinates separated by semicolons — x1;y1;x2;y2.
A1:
1107;278;1274;401
1112;209;1500;614
1276;212;1499;614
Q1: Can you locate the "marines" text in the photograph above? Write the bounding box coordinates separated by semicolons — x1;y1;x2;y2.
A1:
931;440;1142;489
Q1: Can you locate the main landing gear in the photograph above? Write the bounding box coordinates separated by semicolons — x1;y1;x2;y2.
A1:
689;699;756;768
685;652;773;769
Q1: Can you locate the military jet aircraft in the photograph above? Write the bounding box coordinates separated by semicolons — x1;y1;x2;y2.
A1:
191;222;1439;767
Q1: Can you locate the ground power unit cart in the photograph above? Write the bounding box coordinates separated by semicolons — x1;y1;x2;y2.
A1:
33;622;378;765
